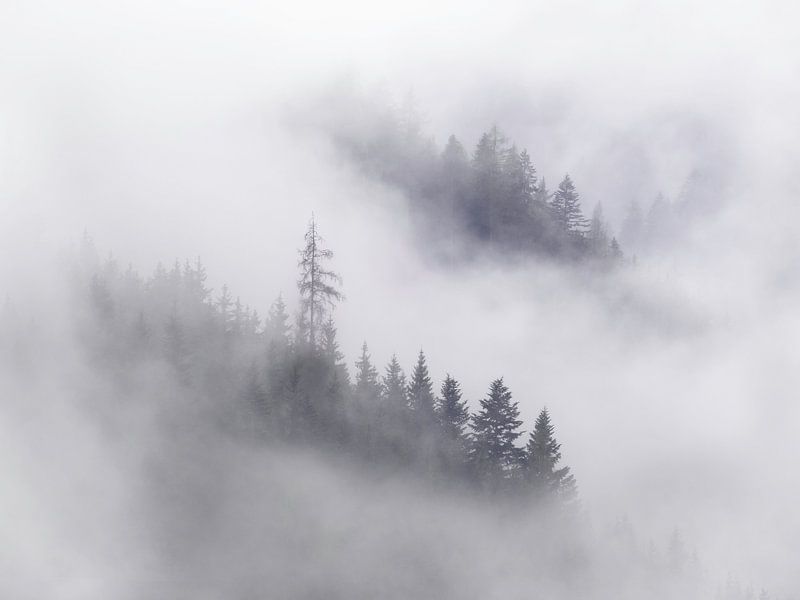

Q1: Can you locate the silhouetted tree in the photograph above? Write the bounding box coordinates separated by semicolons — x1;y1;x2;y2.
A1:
297;215;343;347
551;174;588;237
524;408;577;505
469;378;524;490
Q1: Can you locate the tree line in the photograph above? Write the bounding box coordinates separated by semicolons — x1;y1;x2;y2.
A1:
71;220;577;507
332;100;623;264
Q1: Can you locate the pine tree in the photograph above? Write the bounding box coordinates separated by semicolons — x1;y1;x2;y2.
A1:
407;350;436;424
471;126;507;242
469;378;524;489
610;237;623;261
264;295;290;354
264;295;292;428
437;374;470;470
321;318;348;380
437;374;469;444
524;408;577;504
297;215;343;347
216;284;233;334
353;342;382;454
382;354;408;410
378;354;412;462
354;342;380;398
551;174;588;236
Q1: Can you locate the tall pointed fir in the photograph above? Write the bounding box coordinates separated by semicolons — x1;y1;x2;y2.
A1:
354;342;380;398
315;317;349;444
436;374;470;471
469;378;524;490
353;342;382;455
407;350;437;427
381;354;411;462
407;350;438;470
382;354;408;413
551;174;588;236
264;295;292;432
297;215;343;348
471;126;507;242
523;408;577;506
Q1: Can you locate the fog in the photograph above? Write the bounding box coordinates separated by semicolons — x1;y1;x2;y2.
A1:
2;0;800;598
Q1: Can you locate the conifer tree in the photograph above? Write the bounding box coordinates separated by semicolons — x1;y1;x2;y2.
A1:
437;374;470;445
216;284;233;333
321;318;347;376
551;174;588;236
469;378;524;489
354;342;380;398
524;408;577;504
382;354;408;410
378;354;412;461
610;237;623;261
353;342;382;453
471;126;507;242
407;350;436;424
437;374;470;470
297;216;343;347
264;295;290;348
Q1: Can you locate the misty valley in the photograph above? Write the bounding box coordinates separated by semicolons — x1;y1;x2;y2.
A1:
3;1;799;598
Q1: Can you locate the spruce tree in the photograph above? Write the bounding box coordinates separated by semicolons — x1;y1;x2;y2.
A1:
354;342;380;397
437;374;469;445
297;215;343;347
471;126;507;242
216;284;233;334
321;317;349;383
437;374;470;470
469;378;524;489
382;354;408;410
524;408;577;504
353;342;382;454
407;350;436;424
551;174;588;236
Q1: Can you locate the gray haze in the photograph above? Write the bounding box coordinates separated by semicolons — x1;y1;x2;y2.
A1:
2;0;800;597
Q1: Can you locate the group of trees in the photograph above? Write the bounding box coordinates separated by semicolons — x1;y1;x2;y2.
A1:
333;102;623;263
70;220;577;506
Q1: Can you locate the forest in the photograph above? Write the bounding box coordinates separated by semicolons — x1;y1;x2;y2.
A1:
324;98;715;265
57;220;579;504
0;221;777;599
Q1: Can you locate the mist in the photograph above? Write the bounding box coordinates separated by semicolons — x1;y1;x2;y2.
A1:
2;0;800;598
